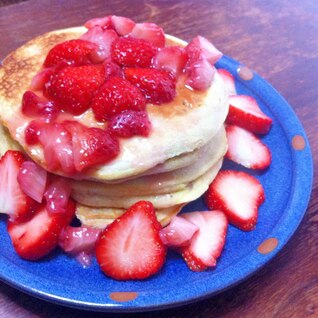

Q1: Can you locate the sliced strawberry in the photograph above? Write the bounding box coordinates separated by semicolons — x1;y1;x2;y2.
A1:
84;16;112;30
129;22;165;47
7;200;76;260
152;46;188;77
205;170;265;231
217;68;237;96
226;125;271;170
30;67;55;91
95;201;166;280
103;58;123;79
43;39;98;67
108;110;151;138
179;210;228;271
111;37;156;68
80;27;118;63
159;215;199;247
111;15;136;35
24;120;43;145
226;95;273;134
124;67;176;104
46;64;106;115
0;151;38;222
17;161;47;203
64;121;120;172
22;91;58;122
91;77;146;121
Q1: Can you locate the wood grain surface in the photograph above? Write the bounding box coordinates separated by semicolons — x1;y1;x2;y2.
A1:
0;0;317;317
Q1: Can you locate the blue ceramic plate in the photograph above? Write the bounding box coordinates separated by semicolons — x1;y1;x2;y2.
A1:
0;55;313;312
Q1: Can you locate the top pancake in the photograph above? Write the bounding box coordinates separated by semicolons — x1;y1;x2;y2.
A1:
0;27;229;182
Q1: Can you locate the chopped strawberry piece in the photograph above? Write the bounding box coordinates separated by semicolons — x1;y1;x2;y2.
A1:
84;16;113;30
95;201;166;280
226;95;273;134
30;67;54;91
109;110;151;138
46;64;106;115
24;120;43;145
185;36;223;65
111;16;136;35
205;170;265;231
124;67;176;104
0;151;38;222
185;57;216;91
91;77;146;121
152;46;188;77
44;176;71;214
17;161;47;203
179;210;228;271
226;125;271;170
64;121;120;171
43;39;98;67
80;27;118;63
129;22;165;47
217;68;237;96
111;37;156;68
103;58;123;79
38;122;75;174
7;200;76;260
22;91;58;122
159;215;199;247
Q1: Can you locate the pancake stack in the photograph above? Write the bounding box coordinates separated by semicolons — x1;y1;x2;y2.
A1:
0;27;229;228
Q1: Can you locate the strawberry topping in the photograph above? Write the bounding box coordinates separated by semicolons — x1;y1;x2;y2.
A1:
43;39;98;67
95;201;166;280
217;68;237;96
46;64;106;115
124;67;176;104
111;37;156;68
226;125;271;170
91;76;146;121
226;95;273;134
205;170;265;231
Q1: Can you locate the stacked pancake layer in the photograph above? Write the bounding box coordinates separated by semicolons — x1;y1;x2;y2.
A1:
0;28;229;227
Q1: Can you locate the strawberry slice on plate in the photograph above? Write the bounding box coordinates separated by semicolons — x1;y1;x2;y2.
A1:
217;68;237;96
95;201;166;280
225;124;271;170
226;95;273;134
0;151;38;222
7;199;76;260
205;170;265;231
179;210;228;271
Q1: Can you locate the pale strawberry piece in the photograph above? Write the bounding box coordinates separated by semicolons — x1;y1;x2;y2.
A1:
185;57;216;91
205;170;265;231
159;215;199;247
17;161;47;203
84;16;112;30
0;151;38;222
226;95;273;134
217;68;237;96
111;16;135;35
152;46;188;77
95;201;166;280
180;210;228;271
226;125;271;170
80;27;118;63
30;67;54;91
129;22;165;47
7;200;76;260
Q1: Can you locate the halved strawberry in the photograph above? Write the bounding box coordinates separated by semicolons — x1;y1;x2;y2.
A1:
0;151;38;222
205;170;265;231
111;16;136;35
217;68;237;96
225;125;271;170
179;210;228;271
226;95;272;134
30;67;55;91
95;201;166;280
84;16;112;30
108;110;151;138
46;64;106;115
124;67;176;104
7;199;76;260
91;77;147;121
152;46;188;77
43;39;98;67
111;37;156;68
129;22;165;47
159;215;199;247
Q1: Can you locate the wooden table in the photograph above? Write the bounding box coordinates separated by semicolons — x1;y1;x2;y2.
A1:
0;0;317;317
